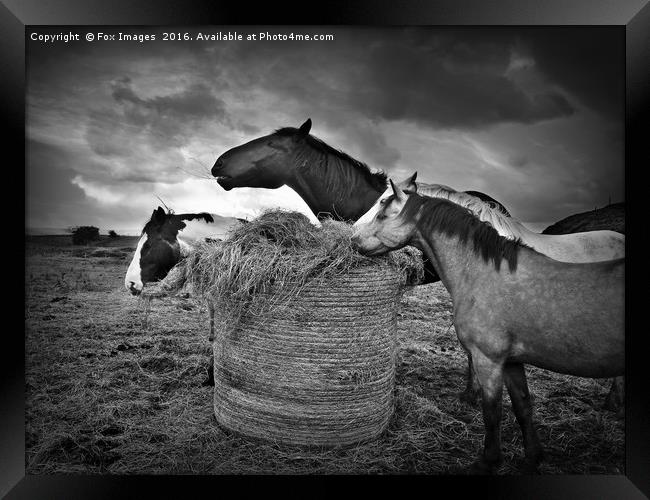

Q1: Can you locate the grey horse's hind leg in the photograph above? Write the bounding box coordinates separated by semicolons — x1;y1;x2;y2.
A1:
459;351;482;405
604;376;624;414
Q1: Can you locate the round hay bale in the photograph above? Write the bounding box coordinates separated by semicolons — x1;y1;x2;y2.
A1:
212;264;403;446
172;209;422;446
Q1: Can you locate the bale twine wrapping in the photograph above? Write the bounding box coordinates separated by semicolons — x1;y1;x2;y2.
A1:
213;265;403;446
159;210;423;446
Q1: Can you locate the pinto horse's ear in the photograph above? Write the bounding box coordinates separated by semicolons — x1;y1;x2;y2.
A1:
152;206;166;223
298;118;312;136
390;179;407;201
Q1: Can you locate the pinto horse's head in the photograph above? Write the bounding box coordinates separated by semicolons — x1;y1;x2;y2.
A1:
351;179;417;256
211;118;312;190
124;207;184;295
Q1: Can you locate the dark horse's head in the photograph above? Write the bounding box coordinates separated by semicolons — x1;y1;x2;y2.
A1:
125;207;215;295
212;119;314;191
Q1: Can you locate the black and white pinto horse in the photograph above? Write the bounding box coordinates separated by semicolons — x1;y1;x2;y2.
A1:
125;206;245;341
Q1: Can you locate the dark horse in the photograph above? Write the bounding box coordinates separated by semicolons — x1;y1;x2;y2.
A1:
351;182;624;473
211;118;510;222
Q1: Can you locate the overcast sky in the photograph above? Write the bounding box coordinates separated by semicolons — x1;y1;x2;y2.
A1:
26;26;624;234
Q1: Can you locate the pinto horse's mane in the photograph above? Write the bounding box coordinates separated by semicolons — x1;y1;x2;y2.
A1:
418;184;526;241
401;193;528;272
274;127;388;193
142;208;214;236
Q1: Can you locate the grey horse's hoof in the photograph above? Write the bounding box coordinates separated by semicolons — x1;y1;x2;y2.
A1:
458;389;480;405
468;457;499;475
519;457;541;475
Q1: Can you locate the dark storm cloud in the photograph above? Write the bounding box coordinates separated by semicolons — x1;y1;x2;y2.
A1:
214;28;578;130
398;27;624;121
520;29;624;119
86;77;229;158
349;37;574;130
110;77;227;122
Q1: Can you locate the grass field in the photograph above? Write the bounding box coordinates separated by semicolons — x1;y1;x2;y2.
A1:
24;235;624;474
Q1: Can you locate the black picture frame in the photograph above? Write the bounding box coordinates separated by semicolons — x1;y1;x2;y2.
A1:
5;0;649;497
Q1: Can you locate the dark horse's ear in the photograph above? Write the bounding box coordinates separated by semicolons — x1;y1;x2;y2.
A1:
298;118;312;137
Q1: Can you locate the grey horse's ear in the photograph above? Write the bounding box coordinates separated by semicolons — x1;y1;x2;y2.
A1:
399;172;418;192
390;179;406;201
298;118;312;136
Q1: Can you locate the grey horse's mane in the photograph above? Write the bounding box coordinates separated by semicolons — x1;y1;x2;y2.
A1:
417;183;529;241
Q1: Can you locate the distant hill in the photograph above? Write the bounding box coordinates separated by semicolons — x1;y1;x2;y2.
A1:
25;234;141;249
26;227;141;236
542;202;624;235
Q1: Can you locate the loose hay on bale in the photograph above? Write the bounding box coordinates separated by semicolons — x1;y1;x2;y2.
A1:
164;210;423;447
143;263;190;298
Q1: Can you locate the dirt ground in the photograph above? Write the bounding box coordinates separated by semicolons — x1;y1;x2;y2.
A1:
24;235;624;475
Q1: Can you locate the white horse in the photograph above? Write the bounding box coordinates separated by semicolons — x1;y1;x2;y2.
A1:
356;173;625;263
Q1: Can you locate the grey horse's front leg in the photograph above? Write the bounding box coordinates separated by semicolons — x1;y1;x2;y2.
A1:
459;351;482;405
468;350;504;474
503;362;543;473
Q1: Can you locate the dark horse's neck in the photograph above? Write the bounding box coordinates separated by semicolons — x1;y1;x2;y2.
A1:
284;141;387;221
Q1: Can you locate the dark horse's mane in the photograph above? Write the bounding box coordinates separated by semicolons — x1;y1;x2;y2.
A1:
274;127;388;193
401;194;528;272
